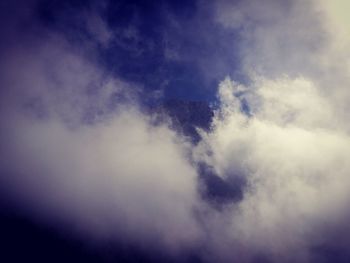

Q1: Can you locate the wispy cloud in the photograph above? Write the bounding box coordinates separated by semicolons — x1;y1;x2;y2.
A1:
1;0;350;262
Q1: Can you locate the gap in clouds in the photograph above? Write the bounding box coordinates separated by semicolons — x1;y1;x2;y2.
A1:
1;0;350;263
36;0;244;102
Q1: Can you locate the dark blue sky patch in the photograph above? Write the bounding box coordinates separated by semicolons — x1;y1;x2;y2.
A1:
2;1;350;263
36;0;243;102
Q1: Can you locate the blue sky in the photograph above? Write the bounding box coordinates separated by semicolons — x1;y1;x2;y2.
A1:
36;0;243;102
1;1;350;263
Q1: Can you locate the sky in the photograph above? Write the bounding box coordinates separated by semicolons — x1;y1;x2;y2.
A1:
1;0;350;262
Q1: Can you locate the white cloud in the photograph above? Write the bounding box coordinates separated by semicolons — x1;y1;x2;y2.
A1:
214;0;326;77
2;108;202;251
0;34;202;254
2;0;350;262
214;0;350;127
195;74;350;261
199;0;350;260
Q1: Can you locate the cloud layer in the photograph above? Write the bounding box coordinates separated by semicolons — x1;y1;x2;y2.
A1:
1;0;350;262
195;75;350;262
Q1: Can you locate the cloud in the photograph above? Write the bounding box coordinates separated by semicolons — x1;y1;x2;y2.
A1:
214;0;326;78
1;107;202;251
2;0;350;262
214;0;350;123
191;0;350;260
195;76;350;260
0;11;202;256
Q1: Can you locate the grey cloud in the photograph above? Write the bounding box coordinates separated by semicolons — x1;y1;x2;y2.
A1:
2;1;350;262
0;14;203;255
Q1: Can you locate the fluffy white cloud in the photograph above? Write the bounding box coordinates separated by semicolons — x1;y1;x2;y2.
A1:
0;35;202;254
214;0;325;77
198;0;350;260
2;0;350;262
2;108;202;251
195;74;350;261
214;0;350;126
